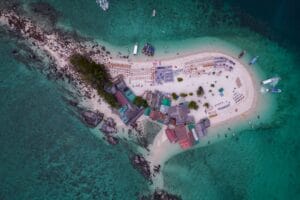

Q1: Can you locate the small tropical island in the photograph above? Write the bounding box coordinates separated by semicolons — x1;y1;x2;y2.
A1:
67;47;257;188
0;7;260;199
69;51;256;150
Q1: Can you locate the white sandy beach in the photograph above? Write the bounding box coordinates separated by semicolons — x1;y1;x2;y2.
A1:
111;51;259;188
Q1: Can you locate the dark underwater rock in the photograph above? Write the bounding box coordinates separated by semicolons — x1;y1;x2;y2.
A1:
140;189;182;200
29;2;61;25
106;135;119;145
153;190;181;200
68;99;79;107
131;154;151;182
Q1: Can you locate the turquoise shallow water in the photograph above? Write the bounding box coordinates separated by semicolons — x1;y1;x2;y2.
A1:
1;0;300;199
0;36;148;199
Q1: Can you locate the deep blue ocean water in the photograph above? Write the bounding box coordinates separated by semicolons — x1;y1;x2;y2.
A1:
1;0;300;199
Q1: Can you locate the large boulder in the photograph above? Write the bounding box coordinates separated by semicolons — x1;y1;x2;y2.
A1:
82;110;103;127
100;118;117;134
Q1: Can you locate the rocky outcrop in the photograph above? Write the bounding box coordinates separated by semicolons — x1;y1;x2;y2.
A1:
106;135;119;145
140;190;181;200
99;117;119;145
152;190;181;200
68;99;79;107
100;117;117;134
131;154;151;182
82;110;103;127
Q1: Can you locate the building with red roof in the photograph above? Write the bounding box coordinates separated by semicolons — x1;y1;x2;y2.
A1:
174;125;194;149
149;110;161;121
165;128;178;143
115;91;129;106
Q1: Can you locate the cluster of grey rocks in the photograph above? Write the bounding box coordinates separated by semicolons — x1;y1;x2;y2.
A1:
81;110;118;145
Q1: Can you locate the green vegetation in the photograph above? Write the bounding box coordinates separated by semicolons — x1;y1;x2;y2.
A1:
133;96;148;108
188;101;199;110
70;54;119;108
203;102;210;109
171;92;178;100
177;77;183;82
189;92;193;96
180;93;188;97
196;86;204;96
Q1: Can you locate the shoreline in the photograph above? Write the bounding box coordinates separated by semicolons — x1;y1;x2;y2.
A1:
0;8;273;192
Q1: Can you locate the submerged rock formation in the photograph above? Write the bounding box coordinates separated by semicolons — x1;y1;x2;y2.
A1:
140;189;182;200
29;2;61;26
131;154;152;182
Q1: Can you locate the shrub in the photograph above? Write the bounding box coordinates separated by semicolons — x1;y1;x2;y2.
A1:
171;92;178;100
70;54;120;108
133;96;148;108
177;77;183;82
180;93;188;97
203;102;210;109
188;101;199;110
196;86;204;96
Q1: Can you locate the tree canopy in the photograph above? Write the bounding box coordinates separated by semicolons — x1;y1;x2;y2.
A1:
70;54;119;108
188;101;199;110
171;92;178;100
133;96;148;108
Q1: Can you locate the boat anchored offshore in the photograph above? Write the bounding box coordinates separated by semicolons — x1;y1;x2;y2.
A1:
96;0;109;11
152;9;156;17
260;76;281;94
261;76;280;87
238;50;246;58
261;87;282;94
249;56;259;65
133;43;138;55
269;87;282;93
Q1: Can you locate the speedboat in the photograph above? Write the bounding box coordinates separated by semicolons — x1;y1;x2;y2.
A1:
260;86;282;94
261;76;280;86
96;0;109;11
133;43;138;55
152;9;156;17
270;87;282;93
249;56;259;65
238;50;246;58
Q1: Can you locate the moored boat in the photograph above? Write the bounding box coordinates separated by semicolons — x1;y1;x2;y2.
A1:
270;87;282;93
260;86;282;94
238;50;246;58
133;43;138;55
152;9;156;17
261;76;280;86
96;0;109;11
249;56;259;65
